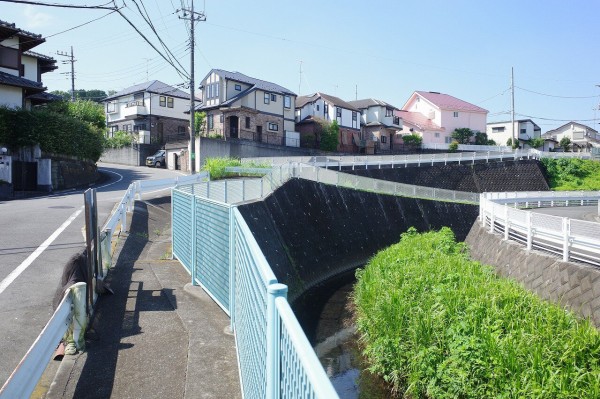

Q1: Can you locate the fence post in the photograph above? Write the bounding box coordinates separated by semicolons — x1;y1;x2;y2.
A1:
120;203;127;232
266;283;288;399
526;212;533;250
562;217;570;262
504;205;509;240
224;180;228;203
489;204;495;233
480;194;485;226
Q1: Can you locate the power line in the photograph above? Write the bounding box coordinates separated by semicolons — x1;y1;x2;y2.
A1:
515;113;599;122
515;86;600;99
0;0;116;9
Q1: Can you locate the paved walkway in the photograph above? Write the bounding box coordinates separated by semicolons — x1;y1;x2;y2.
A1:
46;196;241;399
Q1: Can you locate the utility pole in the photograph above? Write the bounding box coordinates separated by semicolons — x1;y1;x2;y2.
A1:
142;58;151;81
511;67;515;149
179;2;206;174
57;46;76;101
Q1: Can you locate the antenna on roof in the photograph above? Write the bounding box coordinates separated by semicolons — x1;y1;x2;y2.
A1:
355;84;357;101
298;60;302;96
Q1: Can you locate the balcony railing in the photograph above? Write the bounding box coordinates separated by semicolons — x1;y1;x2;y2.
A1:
122;101;148;118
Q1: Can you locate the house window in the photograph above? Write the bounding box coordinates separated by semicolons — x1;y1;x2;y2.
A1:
134;124;147;131
159;96;166;107
336;107;342;118
110;125;118;133
271;94;277;102
284;95;291;108
453;112;459;117
207;114;214;130
107;102;115;113
352;112;357;121
214;83;219;98
178;126;186;134
268;122;278;131
435;132;440;138
245;117;250;129
316;104;320;111
381;136;387;144
445;136;452;144
220;114;224;123
0;46;19;69
167;97;174;108
385;108;393;117
324;104;328;114
264;93;270;104
492;127;505;133
235;84;241;91
520;128;526;134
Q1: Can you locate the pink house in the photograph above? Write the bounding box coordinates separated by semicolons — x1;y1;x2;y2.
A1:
396;91;488;145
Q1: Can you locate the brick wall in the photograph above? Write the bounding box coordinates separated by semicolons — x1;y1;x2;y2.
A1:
466;223;600;328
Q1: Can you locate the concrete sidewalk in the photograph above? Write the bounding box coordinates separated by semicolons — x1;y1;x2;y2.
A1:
46;196;241;399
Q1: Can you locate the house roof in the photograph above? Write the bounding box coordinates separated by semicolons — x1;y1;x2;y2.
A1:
395;110;444;132
296;92;360;112
0;71;45;92
27;91;62;104
403;91;488;113
205;69;296;96
0;20;44;51
348;98;399;110
23;50;58;73
543;121;598;137
103;80;189;101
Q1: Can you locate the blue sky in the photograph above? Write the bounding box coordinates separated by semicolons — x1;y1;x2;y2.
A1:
2;0;599;132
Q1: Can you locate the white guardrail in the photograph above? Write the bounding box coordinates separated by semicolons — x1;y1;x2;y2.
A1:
480;191;600;266
0;172;208;399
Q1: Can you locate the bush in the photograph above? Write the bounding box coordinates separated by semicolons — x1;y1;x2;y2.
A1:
320;120;339;152
448;141;458;152
402;134;422;147
0;106;105;161
105;131;134;149
354;228;600;398
202;157;270;180
540;157;600;190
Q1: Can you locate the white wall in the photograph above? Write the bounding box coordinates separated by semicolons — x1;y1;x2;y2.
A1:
149;94;189;118
21;55;38;82
0;85;23;108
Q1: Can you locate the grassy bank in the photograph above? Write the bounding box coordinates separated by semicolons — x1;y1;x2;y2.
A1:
202;157;271;180
354;228;600;398
540;158;600;191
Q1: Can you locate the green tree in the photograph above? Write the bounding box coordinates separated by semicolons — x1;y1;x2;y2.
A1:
194;111;206;135
506;137;519;149
50;89;110;102
528;137;545;149
320;120;339;151
451;127;474;144
559;136;572;152
401;133;422;148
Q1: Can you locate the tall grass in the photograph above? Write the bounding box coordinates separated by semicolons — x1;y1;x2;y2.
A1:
354;227;600;398
541;158;600;191
202;157;271;180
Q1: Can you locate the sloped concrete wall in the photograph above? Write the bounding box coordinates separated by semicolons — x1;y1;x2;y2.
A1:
466;224;600;327
348;159;549;193
238;178;479;303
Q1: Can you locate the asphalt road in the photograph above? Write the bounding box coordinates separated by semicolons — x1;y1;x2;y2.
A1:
531;205;600;222
0;162;185;386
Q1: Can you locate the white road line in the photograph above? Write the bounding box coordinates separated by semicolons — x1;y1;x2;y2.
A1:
96;169;124;189
0;207;83;295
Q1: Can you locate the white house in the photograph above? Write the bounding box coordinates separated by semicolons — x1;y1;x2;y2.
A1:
295;92;360;152
398;91;488;145
542;121;600;152
347;98;402;152
0;20;57;109
196;69;297;146
103;80;190;145
486;119;542;148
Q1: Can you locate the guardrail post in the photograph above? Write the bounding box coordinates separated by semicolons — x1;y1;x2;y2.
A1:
504;206;509;240
480;194;485;226
526;212;533;250
65;282;87;355
266;283;288;399
562;217;570;262
489;204;495;233
418;154;421;167
120;203;127;232
458;152;462;165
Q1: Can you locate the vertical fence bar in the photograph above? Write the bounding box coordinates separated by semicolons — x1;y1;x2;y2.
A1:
489;204;495;233
504;205;509;240
266;283;288;399
191;196;197;285
562;217;570;262
526;212;533;250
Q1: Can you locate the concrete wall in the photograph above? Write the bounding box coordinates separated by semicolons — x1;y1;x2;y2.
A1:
238;178;479;303
50;157;99;190
100;144;161;166
466;224;600;328
347;159;550;193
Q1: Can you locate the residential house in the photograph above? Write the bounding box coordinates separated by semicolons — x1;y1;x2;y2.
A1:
103;80;190;145
542;122;600;152
0;20;57;109
348;98;402;152
397;91;488;145
196;69;297;146
295;92;360;152
486;119;541;148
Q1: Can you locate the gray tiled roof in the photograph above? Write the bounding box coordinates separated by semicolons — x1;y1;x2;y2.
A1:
103;80;189;101
23;50;56;62
348;98;398;110
208;69;296;96
0;20;44;51
296;92;360;112
0;71;44;91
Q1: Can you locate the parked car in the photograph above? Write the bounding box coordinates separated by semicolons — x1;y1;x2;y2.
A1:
146;150;166;168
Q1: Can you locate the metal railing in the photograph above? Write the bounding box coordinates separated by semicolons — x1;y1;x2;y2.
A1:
422;143;513;152
480;192;600;266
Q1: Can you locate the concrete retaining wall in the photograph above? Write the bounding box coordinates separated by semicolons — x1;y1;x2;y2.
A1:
50;157;99;190
238;178;479;303
348;159;550;193
466;223;600;327
100;144;160;166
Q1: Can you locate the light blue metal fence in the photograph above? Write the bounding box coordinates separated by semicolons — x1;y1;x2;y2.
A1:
171;177;340;398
